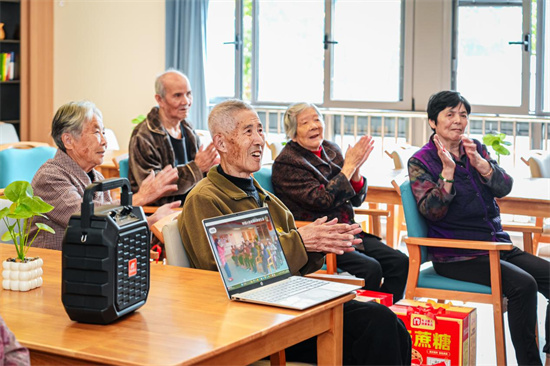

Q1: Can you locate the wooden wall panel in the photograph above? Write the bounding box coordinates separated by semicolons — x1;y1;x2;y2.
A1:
19;0;53;143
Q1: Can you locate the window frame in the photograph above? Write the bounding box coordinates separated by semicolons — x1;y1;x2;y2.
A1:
247;0;413;110
451;0;533;115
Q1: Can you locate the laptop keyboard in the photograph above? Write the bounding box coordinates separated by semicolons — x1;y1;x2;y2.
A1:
242;277;326;303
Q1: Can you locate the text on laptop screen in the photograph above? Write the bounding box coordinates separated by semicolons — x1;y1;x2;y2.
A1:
204;209;291;291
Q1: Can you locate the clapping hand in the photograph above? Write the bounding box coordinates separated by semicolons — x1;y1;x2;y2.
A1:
342;135;375;181
297;217;363;255
133;165;179;206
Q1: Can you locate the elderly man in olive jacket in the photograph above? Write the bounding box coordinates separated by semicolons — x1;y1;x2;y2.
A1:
178;99;412;366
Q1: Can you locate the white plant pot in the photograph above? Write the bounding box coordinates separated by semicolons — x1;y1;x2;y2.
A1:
2;257;43;291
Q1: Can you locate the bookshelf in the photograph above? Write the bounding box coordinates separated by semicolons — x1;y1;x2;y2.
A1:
0;0;21;137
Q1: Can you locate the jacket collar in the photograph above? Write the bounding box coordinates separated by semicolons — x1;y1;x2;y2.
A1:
287;140;337;167
145;106;195;139
54;149;100;184
207;166;271;203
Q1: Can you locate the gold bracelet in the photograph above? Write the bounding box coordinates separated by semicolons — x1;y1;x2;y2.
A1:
480;167;493;177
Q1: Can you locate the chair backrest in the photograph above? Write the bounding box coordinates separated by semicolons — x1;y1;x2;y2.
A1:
113;153;129;179
399;180;429;262
0;146;57;188
119;158;129;179
528;153;550;178
0;123;19;144
266;140;286;161
254;166;274;193
162;220;191;267
385;146;420;170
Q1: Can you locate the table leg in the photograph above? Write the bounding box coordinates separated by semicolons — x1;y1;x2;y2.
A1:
317;304;344;365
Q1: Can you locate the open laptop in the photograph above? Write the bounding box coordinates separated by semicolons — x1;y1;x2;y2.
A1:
202;207;360;310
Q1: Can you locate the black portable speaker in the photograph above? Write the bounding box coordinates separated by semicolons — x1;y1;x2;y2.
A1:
62;178;150;324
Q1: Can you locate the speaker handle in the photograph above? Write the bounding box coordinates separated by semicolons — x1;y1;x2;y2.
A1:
81;178;132;231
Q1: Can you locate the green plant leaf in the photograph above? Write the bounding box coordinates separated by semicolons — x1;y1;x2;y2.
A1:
493;145;511;155
495;133;506;141
131;115;146;124
36;223;55;234
0;206;9;220
8;204;33;219
502;141;512;146
1;231;13;241
3;181;33;203
482;135;498;145
1;180;55;260
21;196;54;214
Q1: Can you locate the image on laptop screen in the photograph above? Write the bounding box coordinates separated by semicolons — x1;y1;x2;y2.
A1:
203;208;290;292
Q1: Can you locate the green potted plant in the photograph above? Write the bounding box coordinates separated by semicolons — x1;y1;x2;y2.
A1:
482;132;511;164
1;180;55;292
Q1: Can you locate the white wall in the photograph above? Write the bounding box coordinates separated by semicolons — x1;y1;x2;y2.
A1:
54;0;165;150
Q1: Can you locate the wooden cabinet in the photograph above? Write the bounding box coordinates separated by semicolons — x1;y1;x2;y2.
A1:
0;0;53;143
0;0;21;137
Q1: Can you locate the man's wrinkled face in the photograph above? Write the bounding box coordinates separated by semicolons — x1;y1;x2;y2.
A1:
222;110;265;178
157;73;193;122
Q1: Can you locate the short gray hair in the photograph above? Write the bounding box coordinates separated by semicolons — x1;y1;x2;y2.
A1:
155;69;187;98
208;99;256;136
51;101;103;152
283;102;323;140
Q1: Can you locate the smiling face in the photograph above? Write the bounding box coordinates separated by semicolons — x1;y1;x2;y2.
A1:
156;73;193;125
293;107;324;151
429;103;469;145
63;116;107;172
217;110;265;178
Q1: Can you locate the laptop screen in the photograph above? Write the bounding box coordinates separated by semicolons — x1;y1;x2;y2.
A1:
202;207;291;295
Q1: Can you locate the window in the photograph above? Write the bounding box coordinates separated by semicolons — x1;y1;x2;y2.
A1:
205;0;239;102
540;0;549;113
453;0;548;116
255;0;324;103
206;0;411;109
331;0;403;103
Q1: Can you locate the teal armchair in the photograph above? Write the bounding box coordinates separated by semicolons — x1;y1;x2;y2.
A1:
399;179;512;366
0;146;57;188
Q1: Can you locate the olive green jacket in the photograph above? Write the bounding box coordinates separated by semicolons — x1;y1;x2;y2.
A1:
178;166;324;276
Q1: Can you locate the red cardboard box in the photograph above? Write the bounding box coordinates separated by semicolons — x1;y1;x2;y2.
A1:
355;290;393;306
390;299;477;366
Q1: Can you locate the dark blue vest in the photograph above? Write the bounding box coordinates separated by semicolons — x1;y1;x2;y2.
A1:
413;139;511;246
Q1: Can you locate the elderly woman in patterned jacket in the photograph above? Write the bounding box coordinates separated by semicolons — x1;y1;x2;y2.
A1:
271;102;408;302
29;101;181;250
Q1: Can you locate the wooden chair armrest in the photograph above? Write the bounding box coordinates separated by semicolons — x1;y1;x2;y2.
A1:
390;174;409;196
520;156;530;166
404;237;514;251
150;210;182;243
0;141;50;150
305;273;365;287
502;223;543;234
353;208;389;217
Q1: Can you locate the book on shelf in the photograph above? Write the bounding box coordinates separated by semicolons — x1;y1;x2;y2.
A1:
0;52;17;81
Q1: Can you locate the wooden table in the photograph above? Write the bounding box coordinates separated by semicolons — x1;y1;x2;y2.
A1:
0;245;352;366
363;168;550;250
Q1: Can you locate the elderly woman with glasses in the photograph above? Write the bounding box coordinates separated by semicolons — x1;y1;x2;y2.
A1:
30;100;181;250
271;102;408;302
